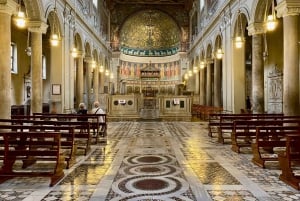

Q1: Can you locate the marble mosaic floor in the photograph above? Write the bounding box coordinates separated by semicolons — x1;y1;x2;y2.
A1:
0;121;300;201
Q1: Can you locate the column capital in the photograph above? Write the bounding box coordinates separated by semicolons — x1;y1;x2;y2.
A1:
84;57;93;63
0;1;16;15
277;0;300;18
28;21;48;34
247;22;265;36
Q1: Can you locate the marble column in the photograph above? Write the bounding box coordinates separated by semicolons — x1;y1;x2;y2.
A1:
206;63;212;106
195;71;200;95
199;67;205;105
214;58;222;107
252;34;264;113
283;15;299;115
76;55;84;106
0;9;12;119
30;23;47;114
94;64;99;101
85;58;93;109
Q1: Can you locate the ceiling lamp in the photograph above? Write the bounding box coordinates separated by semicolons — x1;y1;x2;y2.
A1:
235;10;244;49
266;0;277;31
15;0;26;28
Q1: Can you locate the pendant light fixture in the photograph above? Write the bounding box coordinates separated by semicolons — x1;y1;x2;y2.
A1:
71;0;78;57
15;0;26;28
50;0;60;46
266;0;277;31
234;9;244;49
215;32;223;59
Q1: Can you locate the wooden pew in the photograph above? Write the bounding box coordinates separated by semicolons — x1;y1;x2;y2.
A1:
208;112;232;137
0;132;65;186
278;134;300;190
252;125;300;168
1;118;92;156
217;113;284;144
0;123;76;169
231;119;294;153
31;113;107;144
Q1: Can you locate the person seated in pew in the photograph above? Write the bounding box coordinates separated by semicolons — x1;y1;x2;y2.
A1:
77;102;88;121
90;101;105;136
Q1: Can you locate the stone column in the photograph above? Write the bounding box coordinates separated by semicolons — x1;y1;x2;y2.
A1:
29;23;48;114
206;62;212;106
277;3;300;115
84;58;93;109
252;34;264;113
195;71;200;95
76;54;84;106
94;64;99;101
199;67;205;105
214;58;222;107
0;8;13;119
248;23;265;114
283;15;299;115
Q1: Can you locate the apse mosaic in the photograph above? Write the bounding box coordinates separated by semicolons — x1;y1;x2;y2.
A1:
120;9;181;57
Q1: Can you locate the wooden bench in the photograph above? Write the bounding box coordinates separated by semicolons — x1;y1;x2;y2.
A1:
0;123;76;169
0;131;65;186
32;113;107;144
231;119;296;153
252;125;300;168
217;114;284;144
1;118;92;156
278;134;300;190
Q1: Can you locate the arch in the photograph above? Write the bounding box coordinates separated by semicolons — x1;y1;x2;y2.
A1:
24;0;45;21
231;8;250;38
84;42;92;58
74;33;83;53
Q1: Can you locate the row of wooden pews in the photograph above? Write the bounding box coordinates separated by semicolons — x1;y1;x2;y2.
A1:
0;112;107;186
207;112;300;190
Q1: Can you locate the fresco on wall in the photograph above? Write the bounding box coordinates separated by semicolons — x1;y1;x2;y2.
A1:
120;60;181;81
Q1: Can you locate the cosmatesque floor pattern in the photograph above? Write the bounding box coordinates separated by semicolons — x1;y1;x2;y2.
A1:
1;121;300;200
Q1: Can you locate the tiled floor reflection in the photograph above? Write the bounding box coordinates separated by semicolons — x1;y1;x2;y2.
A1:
0;121;300;201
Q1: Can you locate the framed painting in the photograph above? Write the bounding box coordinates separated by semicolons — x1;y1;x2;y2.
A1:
52;84;61;95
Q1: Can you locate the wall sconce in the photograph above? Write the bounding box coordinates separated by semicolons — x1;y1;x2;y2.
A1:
266;0;277;31
234;10;244;49
50;0;60;46
14;0;26;28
